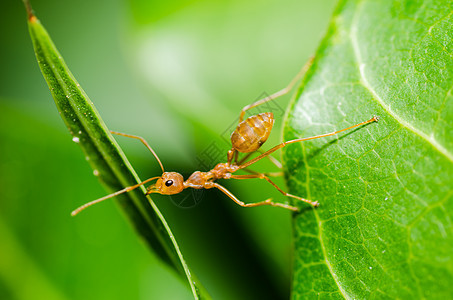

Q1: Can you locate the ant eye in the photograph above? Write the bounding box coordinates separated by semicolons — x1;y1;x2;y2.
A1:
165;180;173;187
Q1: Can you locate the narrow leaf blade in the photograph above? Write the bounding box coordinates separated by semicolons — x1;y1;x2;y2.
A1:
24;4;209;299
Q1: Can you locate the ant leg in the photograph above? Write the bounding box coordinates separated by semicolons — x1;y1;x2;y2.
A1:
237;152;253;165
206;182;299;211
238;57;314;123
262;153;282;169
227;149;241;165
230;174;318;206
236;150;282;168
233;150;239;164
227;149;234;164
238;116;379;170
238;151;282;168
110;131;165;173
242;168;283;177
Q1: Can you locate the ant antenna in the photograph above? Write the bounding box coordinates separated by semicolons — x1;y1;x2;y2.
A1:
110;131;165;173
71;176;160;216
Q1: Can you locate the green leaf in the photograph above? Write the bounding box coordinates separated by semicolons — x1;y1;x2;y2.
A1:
23;2;209;299
283;0;453;298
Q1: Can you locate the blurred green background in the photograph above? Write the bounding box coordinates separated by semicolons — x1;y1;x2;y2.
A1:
0;0;335;299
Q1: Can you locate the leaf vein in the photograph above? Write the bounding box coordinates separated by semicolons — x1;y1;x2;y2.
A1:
349;3;453;163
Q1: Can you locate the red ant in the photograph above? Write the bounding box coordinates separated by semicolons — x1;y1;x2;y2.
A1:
71;61;379;216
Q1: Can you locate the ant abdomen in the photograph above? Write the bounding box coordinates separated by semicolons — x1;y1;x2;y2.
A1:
230;112;274;153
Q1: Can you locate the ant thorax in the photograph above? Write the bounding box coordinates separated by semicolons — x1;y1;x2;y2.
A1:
185;163;239;188
210;163;239;179
185;171;207;188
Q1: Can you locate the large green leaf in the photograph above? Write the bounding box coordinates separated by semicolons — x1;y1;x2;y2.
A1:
23;2;208;299
283;0;453;298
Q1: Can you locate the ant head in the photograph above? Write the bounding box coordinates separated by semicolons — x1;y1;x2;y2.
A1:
146;172;185;195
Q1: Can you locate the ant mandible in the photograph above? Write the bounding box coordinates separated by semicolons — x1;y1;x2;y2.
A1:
71;59;379;216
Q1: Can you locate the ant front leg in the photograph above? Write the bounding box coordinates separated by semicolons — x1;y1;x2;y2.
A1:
238;57;314;123
205;182;300;212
